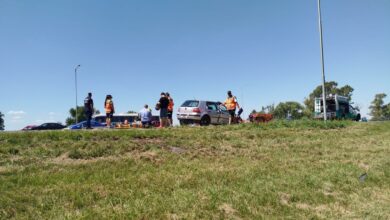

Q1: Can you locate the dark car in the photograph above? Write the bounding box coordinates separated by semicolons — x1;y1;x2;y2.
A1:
66;120;106;130
31;123;66;130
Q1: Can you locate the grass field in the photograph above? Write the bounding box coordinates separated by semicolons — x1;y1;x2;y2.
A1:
1;121;389;219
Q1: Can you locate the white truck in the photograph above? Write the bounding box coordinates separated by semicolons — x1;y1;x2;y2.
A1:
314;94;361;121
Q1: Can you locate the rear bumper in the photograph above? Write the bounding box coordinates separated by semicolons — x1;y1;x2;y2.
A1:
177;114;201;121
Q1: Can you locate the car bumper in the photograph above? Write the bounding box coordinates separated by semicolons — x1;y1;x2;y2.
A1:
177;114;201;121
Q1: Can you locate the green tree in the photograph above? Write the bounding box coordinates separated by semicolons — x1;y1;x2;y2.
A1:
273;102;305;119
369;93;388;121
258;104;275;114
65;106;87;125
304;81;354;116
0;111;4;131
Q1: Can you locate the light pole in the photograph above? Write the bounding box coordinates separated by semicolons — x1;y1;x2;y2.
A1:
317;0;327;121
75;64;81;124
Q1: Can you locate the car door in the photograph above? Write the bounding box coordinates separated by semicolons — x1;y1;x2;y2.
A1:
218;105;230;124
40;123;50;130
205;102;219;124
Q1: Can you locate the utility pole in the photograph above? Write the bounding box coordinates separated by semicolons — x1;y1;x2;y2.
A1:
317;0;327;121
75;64;81;124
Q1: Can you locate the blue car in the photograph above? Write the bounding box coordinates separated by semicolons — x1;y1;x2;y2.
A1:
66;120;106;130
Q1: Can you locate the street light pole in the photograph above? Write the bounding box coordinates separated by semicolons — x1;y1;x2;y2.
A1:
317;0;327;121
75;64;81;124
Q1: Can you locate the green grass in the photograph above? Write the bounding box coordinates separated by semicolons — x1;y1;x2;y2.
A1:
0;121;389;219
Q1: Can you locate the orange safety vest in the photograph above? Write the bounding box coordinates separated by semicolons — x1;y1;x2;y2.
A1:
225;97;237;110
105;100;114;113
168;98;174;111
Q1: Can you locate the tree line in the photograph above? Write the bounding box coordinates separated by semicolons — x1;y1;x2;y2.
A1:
252;81;389;121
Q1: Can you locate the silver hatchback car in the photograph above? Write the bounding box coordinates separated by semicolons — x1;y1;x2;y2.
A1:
177;100;231;126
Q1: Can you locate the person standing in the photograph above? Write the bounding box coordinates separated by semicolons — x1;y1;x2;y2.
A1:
224;91;240;125
166;92;174;126
157;92;170;128
139;104;152;128
104;95;115;128
84;92;94;129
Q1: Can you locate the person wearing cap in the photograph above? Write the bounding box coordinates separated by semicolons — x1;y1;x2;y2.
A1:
224;91;240;125
104;95;115;128
84;92;94;129
166;92;174;126
157;92;170;127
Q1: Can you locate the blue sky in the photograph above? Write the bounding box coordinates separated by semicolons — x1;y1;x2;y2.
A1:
1;0;389;130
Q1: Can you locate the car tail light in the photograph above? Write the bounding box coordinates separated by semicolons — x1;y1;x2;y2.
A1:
193;108;201;113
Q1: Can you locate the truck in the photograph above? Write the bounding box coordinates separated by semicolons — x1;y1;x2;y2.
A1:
314;94;360;121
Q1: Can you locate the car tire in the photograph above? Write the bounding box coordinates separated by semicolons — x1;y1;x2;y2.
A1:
200;115;211;126
355;114;361;121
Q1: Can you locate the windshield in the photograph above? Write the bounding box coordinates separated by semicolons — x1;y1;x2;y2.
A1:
181;100;199;107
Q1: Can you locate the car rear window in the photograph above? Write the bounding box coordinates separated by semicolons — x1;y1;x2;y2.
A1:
181;100;199;107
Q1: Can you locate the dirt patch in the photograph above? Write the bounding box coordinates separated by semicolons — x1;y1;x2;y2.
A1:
219;203;241;219
0;165;24;174
358;162;370;171
296;203;310;210
136;138;165;146
50;152;108;165
169;147;187;154
279;193;291;206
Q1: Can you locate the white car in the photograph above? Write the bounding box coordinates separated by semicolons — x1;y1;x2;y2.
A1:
177;100;231;126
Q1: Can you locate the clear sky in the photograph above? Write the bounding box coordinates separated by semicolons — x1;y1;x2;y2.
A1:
1;0;389;130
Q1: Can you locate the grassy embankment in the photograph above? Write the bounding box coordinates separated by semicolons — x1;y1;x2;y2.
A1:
0;120;389;219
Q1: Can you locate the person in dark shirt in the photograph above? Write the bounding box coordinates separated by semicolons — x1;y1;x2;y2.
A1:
158;92;170;127
84;92;94;129
166;92;174;126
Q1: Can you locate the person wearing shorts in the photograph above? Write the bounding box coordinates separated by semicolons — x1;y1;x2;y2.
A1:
166;92;174;126
104;95;114;128
158;92;170;127
224;91;240;125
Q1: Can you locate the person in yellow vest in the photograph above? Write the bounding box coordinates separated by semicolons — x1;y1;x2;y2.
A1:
224;91;240;125
104;95;115;128
166;92;174;126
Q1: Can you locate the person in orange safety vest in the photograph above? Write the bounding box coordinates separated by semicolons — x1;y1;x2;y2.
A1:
224;90;240;125
104;95;115;128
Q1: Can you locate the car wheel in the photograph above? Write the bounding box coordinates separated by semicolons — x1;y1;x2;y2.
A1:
355;114;361;121
200;116;211;126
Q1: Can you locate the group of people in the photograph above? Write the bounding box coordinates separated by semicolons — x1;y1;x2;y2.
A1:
82;90;240;129
82;92;175;129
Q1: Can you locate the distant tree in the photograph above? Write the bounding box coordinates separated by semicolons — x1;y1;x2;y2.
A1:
95;109;101;115
127;110;137;114
369;93;388;121
0;111;4;131
273;102;305;119
304;81;354;116
65;106;87;125
258;104;275;114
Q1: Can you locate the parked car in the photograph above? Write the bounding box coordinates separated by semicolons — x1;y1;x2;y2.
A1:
65;120;106;130
177;100;231;126
21;125;37;131
31;123;66;130
93;113;160;128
